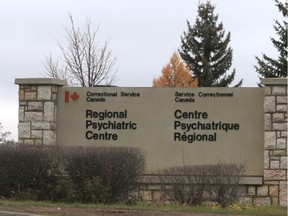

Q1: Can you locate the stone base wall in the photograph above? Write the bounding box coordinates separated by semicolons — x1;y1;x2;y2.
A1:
262;78;287;207
15;78;67;146
137;184;282;206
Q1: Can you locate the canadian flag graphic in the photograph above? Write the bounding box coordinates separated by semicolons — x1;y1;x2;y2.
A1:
65;91;80;103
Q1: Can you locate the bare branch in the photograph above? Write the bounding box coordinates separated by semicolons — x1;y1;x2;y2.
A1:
43;14;117;87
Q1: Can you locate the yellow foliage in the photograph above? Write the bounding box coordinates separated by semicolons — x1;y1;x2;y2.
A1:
230;203;243;211
153;51;198;88
229;202;254;211
211;202;221;209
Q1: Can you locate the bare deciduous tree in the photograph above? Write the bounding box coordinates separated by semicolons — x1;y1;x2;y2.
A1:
0;122;11;144
44;15;117;87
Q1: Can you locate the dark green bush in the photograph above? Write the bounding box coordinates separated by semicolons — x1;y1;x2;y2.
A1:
53;177;80;202
81;176;110;203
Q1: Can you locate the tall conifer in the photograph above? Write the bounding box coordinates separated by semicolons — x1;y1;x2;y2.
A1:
179;1;242;87
255;0;287;79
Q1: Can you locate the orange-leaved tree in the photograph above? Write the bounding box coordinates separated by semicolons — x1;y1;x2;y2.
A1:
152;51;198;87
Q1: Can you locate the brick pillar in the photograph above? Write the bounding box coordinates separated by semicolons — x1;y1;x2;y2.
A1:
261;78;287;207
15;78;67;146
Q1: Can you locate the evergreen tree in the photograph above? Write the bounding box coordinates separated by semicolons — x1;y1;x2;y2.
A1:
255;0;287;79
179;1;242;87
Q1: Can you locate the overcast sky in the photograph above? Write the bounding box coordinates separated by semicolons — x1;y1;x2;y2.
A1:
0;0;283;140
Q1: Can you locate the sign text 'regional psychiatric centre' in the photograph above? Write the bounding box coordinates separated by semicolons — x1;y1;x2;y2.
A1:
57;87;264;175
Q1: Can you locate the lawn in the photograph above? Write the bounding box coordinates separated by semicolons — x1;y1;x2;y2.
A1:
0;199;287;216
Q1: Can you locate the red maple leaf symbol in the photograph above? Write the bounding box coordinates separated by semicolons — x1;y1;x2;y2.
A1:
71;91;80;102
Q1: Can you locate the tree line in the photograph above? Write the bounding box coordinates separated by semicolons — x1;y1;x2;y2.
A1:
154;0;287;87
43;1;287;88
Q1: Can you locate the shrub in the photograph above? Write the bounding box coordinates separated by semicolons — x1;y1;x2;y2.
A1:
157;165;210;205
81;176;110;203
62;146;146;203
157;163;246;207
0;145;145;203
209;162;246;208
53;177;80;202
0;146;59;200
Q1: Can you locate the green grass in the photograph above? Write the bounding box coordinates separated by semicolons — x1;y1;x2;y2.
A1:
0;199;287;216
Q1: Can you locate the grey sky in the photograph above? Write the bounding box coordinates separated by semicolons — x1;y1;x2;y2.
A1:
0;0;283;140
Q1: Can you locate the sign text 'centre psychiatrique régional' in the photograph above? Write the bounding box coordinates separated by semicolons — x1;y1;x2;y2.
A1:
57;87;264;174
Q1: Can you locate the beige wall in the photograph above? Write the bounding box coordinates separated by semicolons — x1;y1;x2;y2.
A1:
57;87;264;175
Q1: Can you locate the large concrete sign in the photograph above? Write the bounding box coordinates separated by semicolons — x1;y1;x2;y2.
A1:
57;87;264;175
